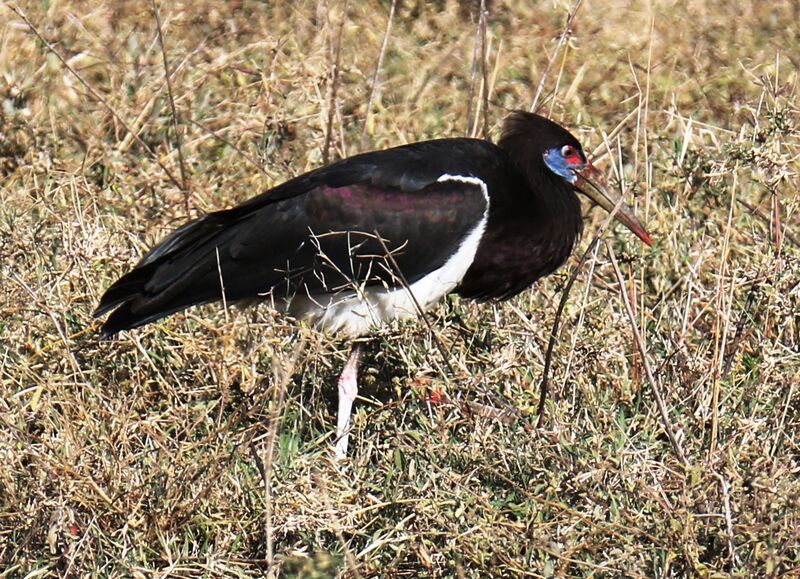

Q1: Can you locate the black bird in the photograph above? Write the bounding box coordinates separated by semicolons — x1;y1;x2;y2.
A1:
95;111;651;458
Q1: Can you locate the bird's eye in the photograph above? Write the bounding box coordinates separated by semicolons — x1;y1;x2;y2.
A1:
561;145;577;159
543;144;583;180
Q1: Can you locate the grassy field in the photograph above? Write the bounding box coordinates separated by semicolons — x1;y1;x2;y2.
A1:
1;0;798;576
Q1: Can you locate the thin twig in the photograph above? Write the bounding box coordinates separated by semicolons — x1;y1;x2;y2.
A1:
215;247;229;324
530;0;584;113
151;0;191;214
710;167;738;455
373;230;454;375
187;118;269;177
589;107;641;161
738;198;799;247
360;0;396;148
8;4;184;192
545;32;572;119
465;22;478;135
479;0;490;140
465;1;488;137
607;241;689;467
535;237;599;427
722;278;760;378
323;0;350;164
771;189;784;251
9;272;86;382
116;45;202;154
713;471;737;565
258;337;306;573
259;41;286;152
536;163;641;427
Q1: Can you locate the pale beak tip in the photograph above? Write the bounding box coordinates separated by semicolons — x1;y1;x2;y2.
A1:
576;162;653;248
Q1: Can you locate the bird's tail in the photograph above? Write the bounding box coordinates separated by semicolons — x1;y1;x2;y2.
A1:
94;212;237;337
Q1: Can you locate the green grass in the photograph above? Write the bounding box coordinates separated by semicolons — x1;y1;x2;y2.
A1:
1;0;798;576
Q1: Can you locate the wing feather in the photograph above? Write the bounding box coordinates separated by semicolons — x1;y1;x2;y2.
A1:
96;140;499;335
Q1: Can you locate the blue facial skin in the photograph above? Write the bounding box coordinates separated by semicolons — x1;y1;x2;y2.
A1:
543;147;585;184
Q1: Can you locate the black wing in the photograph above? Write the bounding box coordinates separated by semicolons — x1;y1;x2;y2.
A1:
95;139;502;336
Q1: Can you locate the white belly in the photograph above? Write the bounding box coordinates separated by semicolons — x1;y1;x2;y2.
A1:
286;174;489;337
287;216;484;337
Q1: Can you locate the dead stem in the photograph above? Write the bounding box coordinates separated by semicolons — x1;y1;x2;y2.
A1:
9;4;184;192
607;241;689;467
530;0;584;113
323;0;350;164
150;0;192;214
360;0;396;149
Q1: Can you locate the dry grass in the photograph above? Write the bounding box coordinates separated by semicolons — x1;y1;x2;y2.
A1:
1;0;799;576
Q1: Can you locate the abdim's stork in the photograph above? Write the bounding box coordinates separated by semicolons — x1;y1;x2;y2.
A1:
95;111;652;458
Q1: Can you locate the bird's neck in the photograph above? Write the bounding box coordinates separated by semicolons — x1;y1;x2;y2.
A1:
504;146;585;277
500;142;584;240
455;152;584;301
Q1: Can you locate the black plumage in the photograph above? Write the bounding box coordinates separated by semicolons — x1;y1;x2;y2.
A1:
96;139;500;336
95;111;651;458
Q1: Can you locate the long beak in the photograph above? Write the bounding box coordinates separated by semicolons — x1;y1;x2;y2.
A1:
574;163;652;246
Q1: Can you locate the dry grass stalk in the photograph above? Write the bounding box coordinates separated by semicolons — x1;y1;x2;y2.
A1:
150;0;192;214
323;0;350;164
529;0;584;113
2;0;799;575
374;230;454;376
360;0;396;149
607;241;689;467
466;0;490;139
7;4;184;192
263;337;306;573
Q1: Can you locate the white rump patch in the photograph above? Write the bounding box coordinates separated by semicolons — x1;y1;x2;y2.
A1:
288;174;490;337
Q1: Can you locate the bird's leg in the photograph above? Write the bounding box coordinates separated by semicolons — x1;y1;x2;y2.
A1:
335;343;365;460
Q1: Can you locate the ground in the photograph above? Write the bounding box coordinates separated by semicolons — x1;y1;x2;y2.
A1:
1;0;798;576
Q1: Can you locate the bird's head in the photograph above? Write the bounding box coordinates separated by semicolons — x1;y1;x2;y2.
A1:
501;111;652;246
